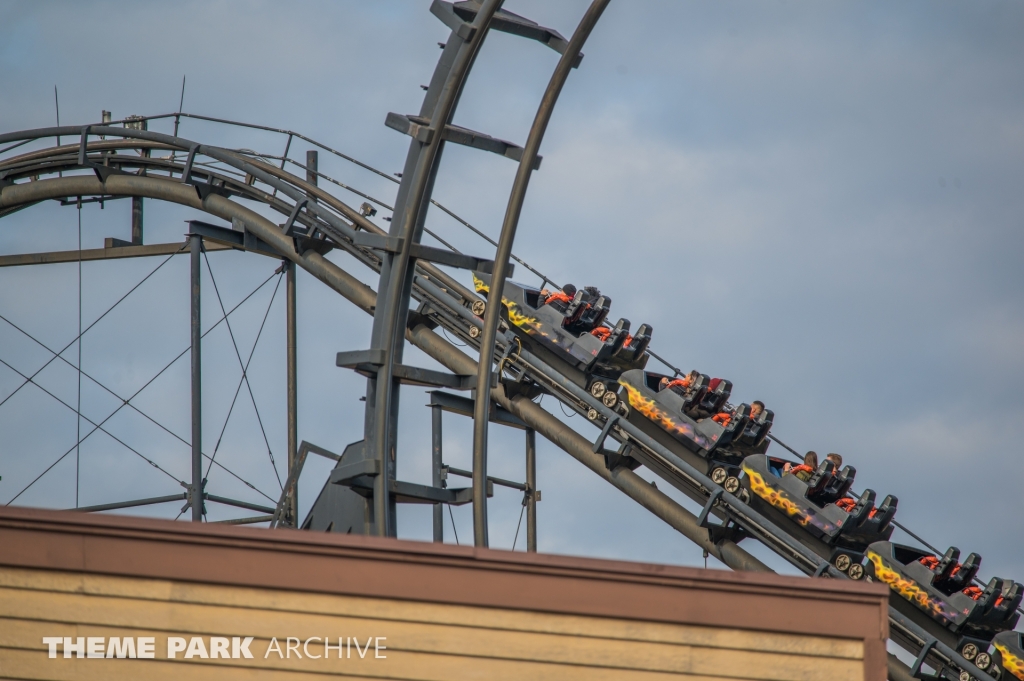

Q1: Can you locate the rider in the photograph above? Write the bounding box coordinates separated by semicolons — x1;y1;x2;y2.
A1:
711;400;765;429
658;370;700;394
784;451;819;482
539;283;577;310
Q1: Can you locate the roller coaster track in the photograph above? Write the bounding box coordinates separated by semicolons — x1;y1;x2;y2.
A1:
0;3;1015;680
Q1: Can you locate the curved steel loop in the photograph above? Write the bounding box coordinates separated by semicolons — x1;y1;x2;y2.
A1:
0;125;369;250
365;0;504;537
0;173;376;311
472;0;611;546
0;127;502;310
0;136;482;327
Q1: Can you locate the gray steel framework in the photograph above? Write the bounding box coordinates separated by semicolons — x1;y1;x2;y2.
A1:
0;4;1014;679
0;122;991;680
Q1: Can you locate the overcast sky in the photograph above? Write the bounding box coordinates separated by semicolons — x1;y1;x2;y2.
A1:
1;0;1022;595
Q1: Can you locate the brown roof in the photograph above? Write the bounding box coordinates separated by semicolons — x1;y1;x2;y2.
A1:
0;505;888;641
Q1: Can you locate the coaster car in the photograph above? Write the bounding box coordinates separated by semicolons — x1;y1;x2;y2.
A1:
472;273;651;399
740;455;897;572
864;541;1022;656
615;369;772;487
993;631;1024;681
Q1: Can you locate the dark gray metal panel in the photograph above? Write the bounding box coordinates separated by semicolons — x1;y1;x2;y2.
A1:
301;440;374;534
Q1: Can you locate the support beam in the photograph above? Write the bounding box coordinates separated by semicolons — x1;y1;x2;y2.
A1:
306;150;318;200
131;116;148;245
68;494;186;514
190;234;203;522
284;148;315;526
131;197;143;244
428;390;527;430
204;494;276;515
432;404;444;543
526;428;537;552
0;241;229;268
211;515;274;525
286;259;298;526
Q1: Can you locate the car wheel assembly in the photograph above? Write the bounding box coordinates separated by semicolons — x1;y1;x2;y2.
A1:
602;391;618;408
589;381;606;398
962;644;979;662
975;653;991;671
471;300;486;316
587;408;599;421
847;563;865;580
724;476;741;494
469;325;480;338
834;554;852;572
711;467;728;485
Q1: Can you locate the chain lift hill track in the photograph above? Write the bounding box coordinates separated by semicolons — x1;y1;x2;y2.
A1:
1;3;1021;681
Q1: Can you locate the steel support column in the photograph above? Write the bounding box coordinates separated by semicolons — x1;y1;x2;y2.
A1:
189;233;203;522
131;197;143;244
281;150;316;526
432;404;444;542
130;117;147;245
472;0;609;547
525;427;537;552
363;0;502;539
285;259;297;526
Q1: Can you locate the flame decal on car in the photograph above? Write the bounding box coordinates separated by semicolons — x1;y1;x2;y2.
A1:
742;465;838;535
996;642;1024;681
472;274;547;338
866;550;961;624
619;381;709;448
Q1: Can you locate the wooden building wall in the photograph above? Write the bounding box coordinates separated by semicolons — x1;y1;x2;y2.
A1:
0;506;889;680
